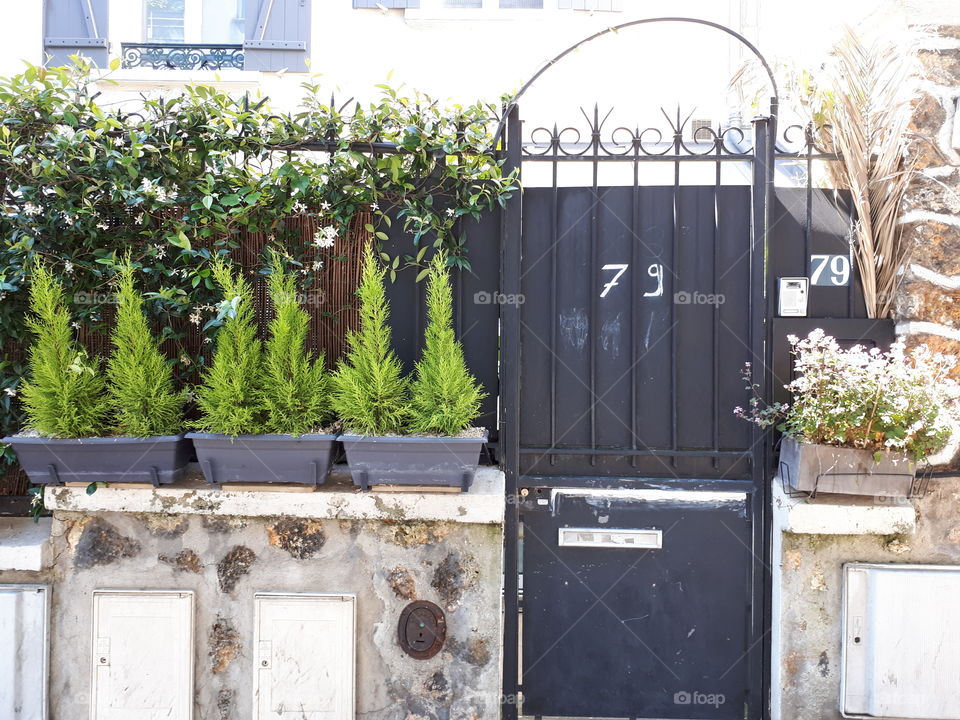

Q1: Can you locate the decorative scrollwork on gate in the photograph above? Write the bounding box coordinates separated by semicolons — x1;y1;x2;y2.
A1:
522;106;756;160
121;43;245;71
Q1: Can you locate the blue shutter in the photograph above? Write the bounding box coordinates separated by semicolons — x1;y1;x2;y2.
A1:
43;0;109;67
244;0;311;72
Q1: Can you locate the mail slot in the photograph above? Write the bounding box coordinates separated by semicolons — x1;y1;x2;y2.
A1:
558;527;662;549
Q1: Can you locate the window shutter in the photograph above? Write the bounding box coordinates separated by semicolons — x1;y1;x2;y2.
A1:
244;0;311;72
43;0;109;67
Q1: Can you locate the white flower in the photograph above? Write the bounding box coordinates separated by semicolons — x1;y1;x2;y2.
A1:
371;203;379;212
292;201;307;213
313;225;337;248
312;260;323;271
3;387;15;398
189;311;201;326
64;261;74;274
97;221;109;231
139;178;156;195
70;321;79;329
22;202;40;217
446;207;455;217
319;201;331;212
135;214;145;226
155;245;167;259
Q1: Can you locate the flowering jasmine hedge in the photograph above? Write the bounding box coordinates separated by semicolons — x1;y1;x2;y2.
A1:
0;60;517;476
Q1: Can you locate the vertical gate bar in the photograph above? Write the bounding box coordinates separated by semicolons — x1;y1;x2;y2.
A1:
846;175;856;316
589;105;600;466
712;130;722;469
630;136;640;468
670;108;681;468
751;102;776;720
500;103;522;720
804;133;813;273
550;127;559;465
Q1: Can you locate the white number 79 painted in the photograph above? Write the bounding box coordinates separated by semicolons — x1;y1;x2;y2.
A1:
600;264;628;298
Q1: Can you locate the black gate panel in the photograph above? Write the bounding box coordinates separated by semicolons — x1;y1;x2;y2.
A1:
519;186;754;480
521;488;755;719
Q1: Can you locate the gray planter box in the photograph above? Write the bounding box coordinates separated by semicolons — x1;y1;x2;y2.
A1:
779;435;917;498
340;432;488;491
1;433;191;486
186;433;337;485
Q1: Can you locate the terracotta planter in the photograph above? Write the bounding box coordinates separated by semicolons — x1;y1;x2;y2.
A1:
2;433;192;486
340;432;488;491
186;433;337;485
778;435;917;498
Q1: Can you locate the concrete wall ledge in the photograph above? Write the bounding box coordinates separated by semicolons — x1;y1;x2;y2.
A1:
772;477;916;536
44;464;505;525
0;517;51;571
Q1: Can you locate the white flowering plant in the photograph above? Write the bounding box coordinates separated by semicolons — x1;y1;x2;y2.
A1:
735;330;960;462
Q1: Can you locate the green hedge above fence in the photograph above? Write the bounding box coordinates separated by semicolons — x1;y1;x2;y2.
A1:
0;59;516;474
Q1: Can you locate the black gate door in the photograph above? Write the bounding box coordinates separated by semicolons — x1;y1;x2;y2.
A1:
498;18;778;720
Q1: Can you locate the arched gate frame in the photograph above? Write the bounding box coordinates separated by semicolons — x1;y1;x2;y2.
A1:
498;18;779;720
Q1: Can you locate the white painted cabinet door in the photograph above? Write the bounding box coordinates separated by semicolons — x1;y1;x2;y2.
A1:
0;585;49;720
254;593;355;720
91;590;194;720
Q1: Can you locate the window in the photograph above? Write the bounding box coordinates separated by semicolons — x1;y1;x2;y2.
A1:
690;119;714;143
145;0;186;43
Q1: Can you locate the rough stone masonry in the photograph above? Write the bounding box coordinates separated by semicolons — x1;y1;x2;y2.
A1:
899;24;960;450
26;510;502;720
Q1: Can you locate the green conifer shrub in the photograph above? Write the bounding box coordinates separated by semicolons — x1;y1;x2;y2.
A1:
407;251;485;435
331;246;408;435
193;258;264;436
260;252;330;435
107;260;186;437
19;260;109;437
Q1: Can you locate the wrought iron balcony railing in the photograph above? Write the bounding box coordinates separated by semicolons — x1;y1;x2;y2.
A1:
121;43;244;71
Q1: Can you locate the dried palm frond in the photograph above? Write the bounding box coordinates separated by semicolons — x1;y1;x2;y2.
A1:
819;27;920;319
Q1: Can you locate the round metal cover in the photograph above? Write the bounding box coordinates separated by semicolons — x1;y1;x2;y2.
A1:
398;600;446;659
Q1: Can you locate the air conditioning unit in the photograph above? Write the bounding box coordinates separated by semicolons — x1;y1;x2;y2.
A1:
842;563;960;719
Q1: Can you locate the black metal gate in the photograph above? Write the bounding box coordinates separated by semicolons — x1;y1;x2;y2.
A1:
498;18;778;720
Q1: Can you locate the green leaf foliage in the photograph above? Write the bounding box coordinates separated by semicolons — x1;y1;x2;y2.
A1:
331;246;408;435
407;251;485;435
107;259;185;437
19;260;109;437
260;251;330;435
193;258;264;435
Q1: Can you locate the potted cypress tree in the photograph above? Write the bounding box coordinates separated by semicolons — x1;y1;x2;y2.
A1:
337;249;487;491
4;259;190;485
188;253;336;485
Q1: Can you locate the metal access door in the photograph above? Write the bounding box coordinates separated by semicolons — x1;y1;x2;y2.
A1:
521;489;754;719
497;18;778;720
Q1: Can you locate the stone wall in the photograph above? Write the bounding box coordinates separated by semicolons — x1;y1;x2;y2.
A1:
0;505;503;720
773;476;960;720
899;25;960;399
